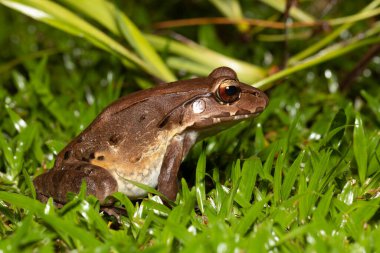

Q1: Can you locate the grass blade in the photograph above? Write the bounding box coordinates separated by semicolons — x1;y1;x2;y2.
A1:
289;0;380;64
273;151;285;204
313;186;334;220
0;191;103;248
234;196;271;235
353;113;368;185
361;90;380;122
195;151;206;214
0;0;160;79
116;11;175;82
62;0;175;82
0;134;16;176
281;151;304;200
145;34;266;84
254;36;380;90
236;157;259;205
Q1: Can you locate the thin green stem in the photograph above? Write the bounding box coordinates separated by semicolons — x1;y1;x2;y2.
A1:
255;37;380;90
289;0;380;64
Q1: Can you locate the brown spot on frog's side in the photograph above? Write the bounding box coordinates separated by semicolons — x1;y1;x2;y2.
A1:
81;152;95;162
109;134;121;146
64;150;71;160
139;114;146;122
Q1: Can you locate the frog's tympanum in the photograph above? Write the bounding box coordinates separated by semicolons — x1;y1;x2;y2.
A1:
34;67;268;204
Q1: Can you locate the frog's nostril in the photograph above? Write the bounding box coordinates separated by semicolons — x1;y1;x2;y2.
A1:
253;92;259;97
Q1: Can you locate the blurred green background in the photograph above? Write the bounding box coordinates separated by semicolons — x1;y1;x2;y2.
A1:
0;1;379;252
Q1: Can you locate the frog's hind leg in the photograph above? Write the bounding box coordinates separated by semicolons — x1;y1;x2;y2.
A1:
33;162;118;205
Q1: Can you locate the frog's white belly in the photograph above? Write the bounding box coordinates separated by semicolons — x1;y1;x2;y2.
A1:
91;129;197;198
111;151;165;198
110;131;188;198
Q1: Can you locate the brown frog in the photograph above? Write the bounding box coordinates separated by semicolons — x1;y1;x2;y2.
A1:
33;67;268;204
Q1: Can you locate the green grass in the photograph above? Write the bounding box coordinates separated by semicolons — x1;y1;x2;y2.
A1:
0;1;380;252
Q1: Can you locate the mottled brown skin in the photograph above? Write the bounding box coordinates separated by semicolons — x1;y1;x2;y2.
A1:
33;67;269;205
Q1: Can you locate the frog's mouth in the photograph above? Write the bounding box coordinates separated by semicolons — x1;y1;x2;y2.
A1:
214;106;265;122
213;112;260;124
194;111;262;139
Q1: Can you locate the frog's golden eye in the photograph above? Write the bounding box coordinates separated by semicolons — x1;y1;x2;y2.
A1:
216;79;241;104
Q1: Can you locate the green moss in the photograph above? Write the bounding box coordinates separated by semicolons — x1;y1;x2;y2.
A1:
0;1;379;252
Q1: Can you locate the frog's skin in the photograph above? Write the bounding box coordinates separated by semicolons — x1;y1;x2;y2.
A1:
33;67;268;204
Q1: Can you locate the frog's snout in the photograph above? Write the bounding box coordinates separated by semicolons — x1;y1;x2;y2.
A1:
260;91;269;108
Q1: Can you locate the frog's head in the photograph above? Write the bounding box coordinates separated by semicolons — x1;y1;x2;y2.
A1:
181;67;268;131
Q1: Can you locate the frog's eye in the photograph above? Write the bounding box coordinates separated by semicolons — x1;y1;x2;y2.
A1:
216;79;241;104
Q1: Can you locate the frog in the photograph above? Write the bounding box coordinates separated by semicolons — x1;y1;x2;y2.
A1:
33;66;268;205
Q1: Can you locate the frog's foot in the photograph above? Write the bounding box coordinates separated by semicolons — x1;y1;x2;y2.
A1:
33;162;118;204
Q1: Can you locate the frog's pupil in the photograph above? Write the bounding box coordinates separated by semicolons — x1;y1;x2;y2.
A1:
225;86;238;96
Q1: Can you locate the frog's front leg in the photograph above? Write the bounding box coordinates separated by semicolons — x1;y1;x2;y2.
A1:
158;133;196;201
33;162;118;205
